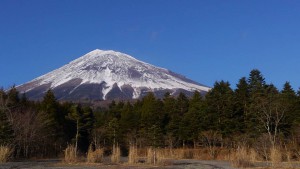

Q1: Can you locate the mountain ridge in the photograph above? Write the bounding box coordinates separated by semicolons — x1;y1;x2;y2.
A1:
17;49;210;101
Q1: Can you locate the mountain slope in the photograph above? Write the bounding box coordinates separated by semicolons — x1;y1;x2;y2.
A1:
17;49;210;100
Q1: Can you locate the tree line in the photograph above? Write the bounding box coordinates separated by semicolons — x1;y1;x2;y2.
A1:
1;69;300;158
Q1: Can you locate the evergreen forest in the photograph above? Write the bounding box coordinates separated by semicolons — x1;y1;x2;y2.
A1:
1;69;300;161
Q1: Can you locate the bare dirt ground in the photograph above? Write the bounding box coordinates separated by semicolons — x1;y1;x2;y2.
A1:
0;159;238;169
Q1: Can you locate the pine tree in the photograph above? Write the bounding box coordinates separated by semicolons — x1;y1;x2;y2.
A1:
107;117;120;146
140;92;162;127
139;92;163;147
280;82;297;134
176;93;190;146
41;90;59;125
295;88;300;128
81;106;95;151
66;104;94;155
248;69;266;94
234;77;249;134
6;86;20;107
0;88;14;145
0;109;13;145
176;92;189;116
247;69;267;138
119;102;139;144
163;92;179;147
181;91;204;147
204;81;234;137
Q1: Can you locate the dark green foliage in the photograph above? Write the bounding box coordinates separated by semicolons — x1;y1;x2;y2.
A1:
234;77;249;133
164;92;181;146
0;109;13;145
66;104;94;152
40;90;61;133
248;69;266;94
280;82;298;135
119;102;139;144
139;92;164;147
0;88;14;145
3;68;300;159
181;91;204;146
205;81;235;136
6;86;20;107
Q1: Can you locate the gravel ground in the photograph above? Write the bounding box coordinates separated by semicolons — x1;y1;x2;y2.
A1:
0;159;238;169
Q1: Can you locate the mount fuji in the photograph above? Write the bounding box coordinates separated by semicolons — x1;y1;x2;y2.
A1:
17;49;210;101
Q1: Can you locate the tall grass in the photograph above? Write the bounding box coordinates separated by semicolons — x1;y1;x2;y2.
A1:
146;147;155;164
249;148;259;163
86;145;104;163
270;146;282;168
128;145;138;164
64;145;77;163
230;146;254;168
111;144;120;163
156;149;167;165
0;145;12;163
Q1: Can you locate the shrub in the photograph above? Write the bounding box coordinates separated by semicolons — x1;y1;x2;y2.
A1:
230;146;254;168
111;144;120;163
87;145;104;163
0;145;12;163
64;145;77;163
270;146;282;168
128;145;138;164
146;147;155;164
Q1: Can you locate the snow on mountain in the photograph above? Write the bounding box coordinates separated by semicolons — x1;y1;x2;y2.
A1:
17;49;210;101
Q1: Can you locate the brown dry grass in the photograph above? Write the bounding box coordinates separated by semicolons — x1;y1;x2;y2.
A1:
146;147;155;164
86;146;104;163
0;145;12;163
156;149;165;164
143;147;231;164
270;146;282;168
111;144;120;163
128;145;138;164
64;145;77;163
229;146;254;168
170;148;194;159
249;148;259;163
168;148;230;160
146;147;165;165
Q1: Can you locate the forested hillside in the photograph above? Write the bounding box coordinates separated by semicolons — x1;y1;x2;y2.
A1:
1;69;300;160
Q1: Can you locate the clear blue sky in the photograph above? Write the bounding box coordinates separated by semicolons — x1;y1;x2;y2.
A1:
1;0;300;91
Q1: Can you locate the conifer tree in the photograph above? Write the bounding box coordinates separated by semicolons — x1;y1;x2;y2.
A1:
41;90;59;124
295;88;300;128
6;86;20;107
181;91;204;147
248;69;266;94
119;102;139;144
140;92;163;146
163;92;179;147
66;104;94;155
176;92;189;116
141;92;162;127
107;117;120;146
0;109;13;145
234;77;249;133
280;82;297;134
176;93;190;146
247;69;267;137
205;81;234;137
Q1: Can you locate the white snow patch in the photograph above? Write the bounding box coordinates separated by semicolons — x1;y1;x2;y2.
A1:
19;49;211;100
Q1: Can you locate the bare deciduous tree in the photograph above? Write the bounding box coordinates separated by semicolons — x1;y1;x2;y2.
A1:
200;130;222;159
254;92;285;148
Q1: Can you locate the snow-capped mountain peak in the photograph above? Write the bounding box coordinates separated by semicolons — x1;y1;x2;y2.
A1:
17;49;210;101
